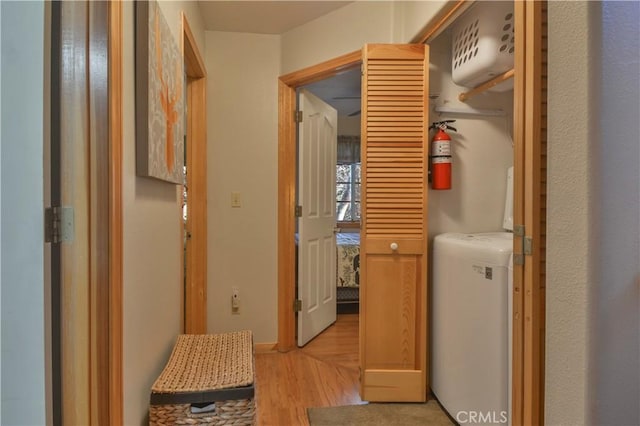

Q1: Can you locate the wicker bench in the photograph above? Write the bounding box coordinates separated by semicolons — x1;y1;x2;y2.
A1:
149;331;256;425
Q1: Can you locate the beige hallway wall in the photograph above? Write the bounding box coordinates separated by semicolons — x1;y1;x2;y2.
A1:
547;1;640;424
204;1;450;345
121;2;205;424
205;31;280;342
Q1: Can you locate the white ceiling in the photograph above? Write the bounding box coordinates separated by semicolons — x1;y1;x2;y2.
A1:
198;1;353;35
304;67;361;117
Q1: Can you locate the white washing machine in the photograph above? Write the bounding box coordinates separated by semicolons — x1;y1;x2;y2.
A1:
431;167;513;425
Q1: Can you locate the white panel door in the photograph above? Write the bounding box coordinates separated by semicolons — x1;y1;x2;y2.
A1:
297;89;338;347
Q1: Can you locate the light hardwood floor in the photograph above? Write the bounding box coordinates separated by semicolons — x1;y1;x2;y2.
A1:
255;314;363;426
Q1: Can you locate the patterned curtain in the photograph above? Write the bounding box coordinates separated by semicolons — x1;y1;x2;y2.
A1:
337;135;361;164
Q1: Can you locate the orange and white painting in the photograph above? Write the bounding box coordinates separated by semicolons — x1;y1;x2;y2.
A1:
136;0;184;184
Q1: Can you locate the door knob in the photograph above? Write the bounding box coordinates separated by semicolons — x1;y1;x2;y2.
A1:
390;242;399;251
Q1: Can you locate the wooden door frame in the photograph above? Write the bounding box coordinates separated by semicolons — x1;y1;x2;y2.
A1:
518;2;547;423
53;1;124;423
55;2;123;423
181;14;208;334
106;2;123;423
100;8;208;425
276;0;546;423
55;2;94;422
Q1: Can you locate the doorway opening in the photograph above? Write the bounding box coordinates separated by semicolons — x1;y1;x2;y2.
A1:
295;69;362;347
277;50;363;352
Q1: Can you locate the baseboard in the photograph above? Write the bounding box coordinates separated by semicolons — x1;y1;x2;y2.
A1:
254;342;278;353
337;301;359;314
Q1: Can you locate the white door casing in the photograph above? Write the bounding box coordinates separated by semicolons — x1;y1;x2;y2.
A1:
297;89;338;347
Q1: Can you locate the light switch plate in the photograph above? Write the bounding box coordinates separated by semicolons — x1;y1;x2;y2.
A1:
231;192;241;208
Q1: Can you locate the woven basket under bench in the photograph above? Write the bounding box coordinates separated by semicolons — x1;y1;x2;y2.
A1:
149;331;256;426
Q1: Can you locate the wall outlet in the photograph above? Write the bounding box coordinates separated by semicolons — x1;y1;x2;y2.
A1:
231;286;240;314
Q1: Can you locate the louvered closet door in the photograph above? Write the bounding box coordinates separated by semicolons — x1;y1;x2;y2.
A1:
359;44;429;402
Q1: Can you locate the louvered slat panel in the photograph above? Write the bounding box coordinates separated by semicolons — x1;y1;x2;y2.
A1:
368;147;422;152
368;123;423;128
368;99;423;104
364;52;426;238
359;44;429;403
369;108;422;116
367;153;423;158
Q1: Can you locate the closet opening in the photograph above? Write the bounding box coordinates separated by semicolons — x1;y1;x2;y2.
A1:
417;1;547;423
426;1;515;423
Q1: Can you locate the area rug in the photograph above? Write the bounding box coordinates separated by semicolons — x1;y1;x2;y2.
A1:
307;401;454;426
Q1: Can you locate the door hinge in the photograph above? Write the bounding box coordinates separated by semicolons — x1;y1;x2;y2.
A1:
514;253;525;266
294;110;303;123
295;205;303;217
524;236;533;255
45;206;74;244
513;224;532;265
294;299;302;312
513;224;525;237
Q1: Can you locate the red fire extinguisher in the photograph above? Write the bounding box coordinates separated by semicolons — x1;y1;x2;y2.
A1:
429;120;457;190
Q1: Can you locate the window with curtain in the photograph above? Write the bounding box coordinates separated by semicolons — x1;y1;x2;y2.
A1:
336;135;361;222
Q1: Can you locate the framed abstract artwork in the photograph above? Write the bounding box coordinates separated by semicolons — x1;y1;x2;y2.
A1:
135;0;184;184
